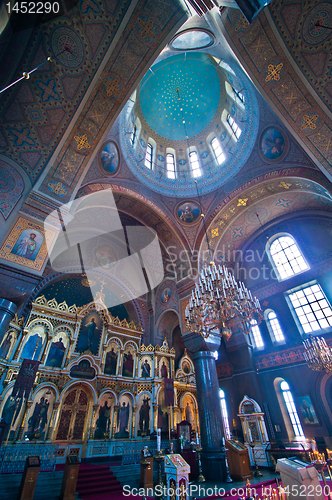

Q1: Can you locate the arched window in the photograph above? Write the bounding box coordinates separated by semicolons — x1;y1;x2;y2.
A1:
211;137;225;165
189;151;201;178
268;234;309;281
280;381;304;438
226;114;241;140
166;153;176;179
266;310;285;343
219;389;231;439
250;319;264;348
144;143;153;169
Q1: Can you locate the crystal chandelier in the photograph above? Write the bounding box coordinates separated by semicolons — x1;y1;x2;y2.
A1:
185;263;263;340
302;335;332;373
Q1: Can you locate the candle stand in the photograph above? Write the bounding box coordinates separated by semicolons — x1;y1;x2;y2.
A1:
193;445;205;483
249;442;263;477
154;450;165;497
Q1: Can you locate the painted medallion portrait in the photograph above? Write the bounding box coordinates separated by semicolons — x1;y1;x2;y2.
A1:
161;287;171;304
99;141;119;174
261;127;286;161
176;201;201;225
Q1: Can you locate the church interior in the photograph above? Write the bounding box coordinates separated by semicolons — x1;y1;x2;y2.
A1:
1;0;332;498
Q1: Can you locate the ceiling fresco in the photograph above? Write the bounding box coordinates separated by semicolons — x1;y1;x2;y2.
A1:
218;6;332;178
269;1;332;114
0;0;133;182
139;52;221;141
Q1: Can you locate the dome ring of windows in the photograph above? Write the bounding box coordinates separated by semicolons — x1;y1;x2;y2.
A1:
120;52;259;198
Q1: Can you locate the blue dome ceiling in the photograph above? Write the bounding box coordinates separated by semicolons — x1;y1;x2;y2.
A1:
139;53;220;141
120;52;259;198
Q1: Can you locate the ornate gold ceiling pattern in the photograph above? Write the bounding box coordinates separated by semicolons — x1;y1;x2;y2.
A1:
199;167;332;262
0;0;132;182
219;8;332;178
38;0;188;202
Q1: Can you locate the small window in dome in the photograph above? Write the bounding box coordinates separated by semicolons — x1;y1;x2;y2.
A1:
189;151;201;178
145;143;153;169
166;153;176;179
211;137;225;165
214;58;235;75
227;114;242;141
233;87;245;104
131;125;137;146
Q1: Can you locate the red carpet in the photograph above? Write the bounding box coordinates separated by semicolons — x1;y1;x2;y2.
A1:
75;463;123;498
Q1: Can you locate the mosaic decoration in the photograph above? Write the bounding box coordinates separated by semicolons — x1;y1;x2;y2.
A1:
0;160;24;220
0;217;56;272
176;201;201;225
99;141;119;174
260;127;286;161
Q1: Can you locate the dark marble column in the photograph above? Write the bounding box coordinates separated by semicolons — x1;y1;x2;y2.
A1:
182;331;227;481
0;298;17;344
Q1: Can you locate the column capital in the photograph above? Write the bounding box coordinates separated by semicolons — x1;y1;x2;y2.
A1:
182;331;221;353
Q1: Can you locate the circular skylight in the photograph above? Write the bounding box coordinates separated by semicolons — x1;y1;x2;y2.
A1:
171;29;214;51
120;52;259;198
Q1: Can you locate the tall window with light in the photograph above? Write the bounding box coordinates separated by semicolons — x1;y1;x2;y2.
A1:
211;137;225;165
166;153;176;179
250;319;264;348
267;311;285;343
144;143;153;169
280;381;304;438
219;389;231;439
189;151;201;178
288;283;332;334
268;234;309;281
226;114;241;140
